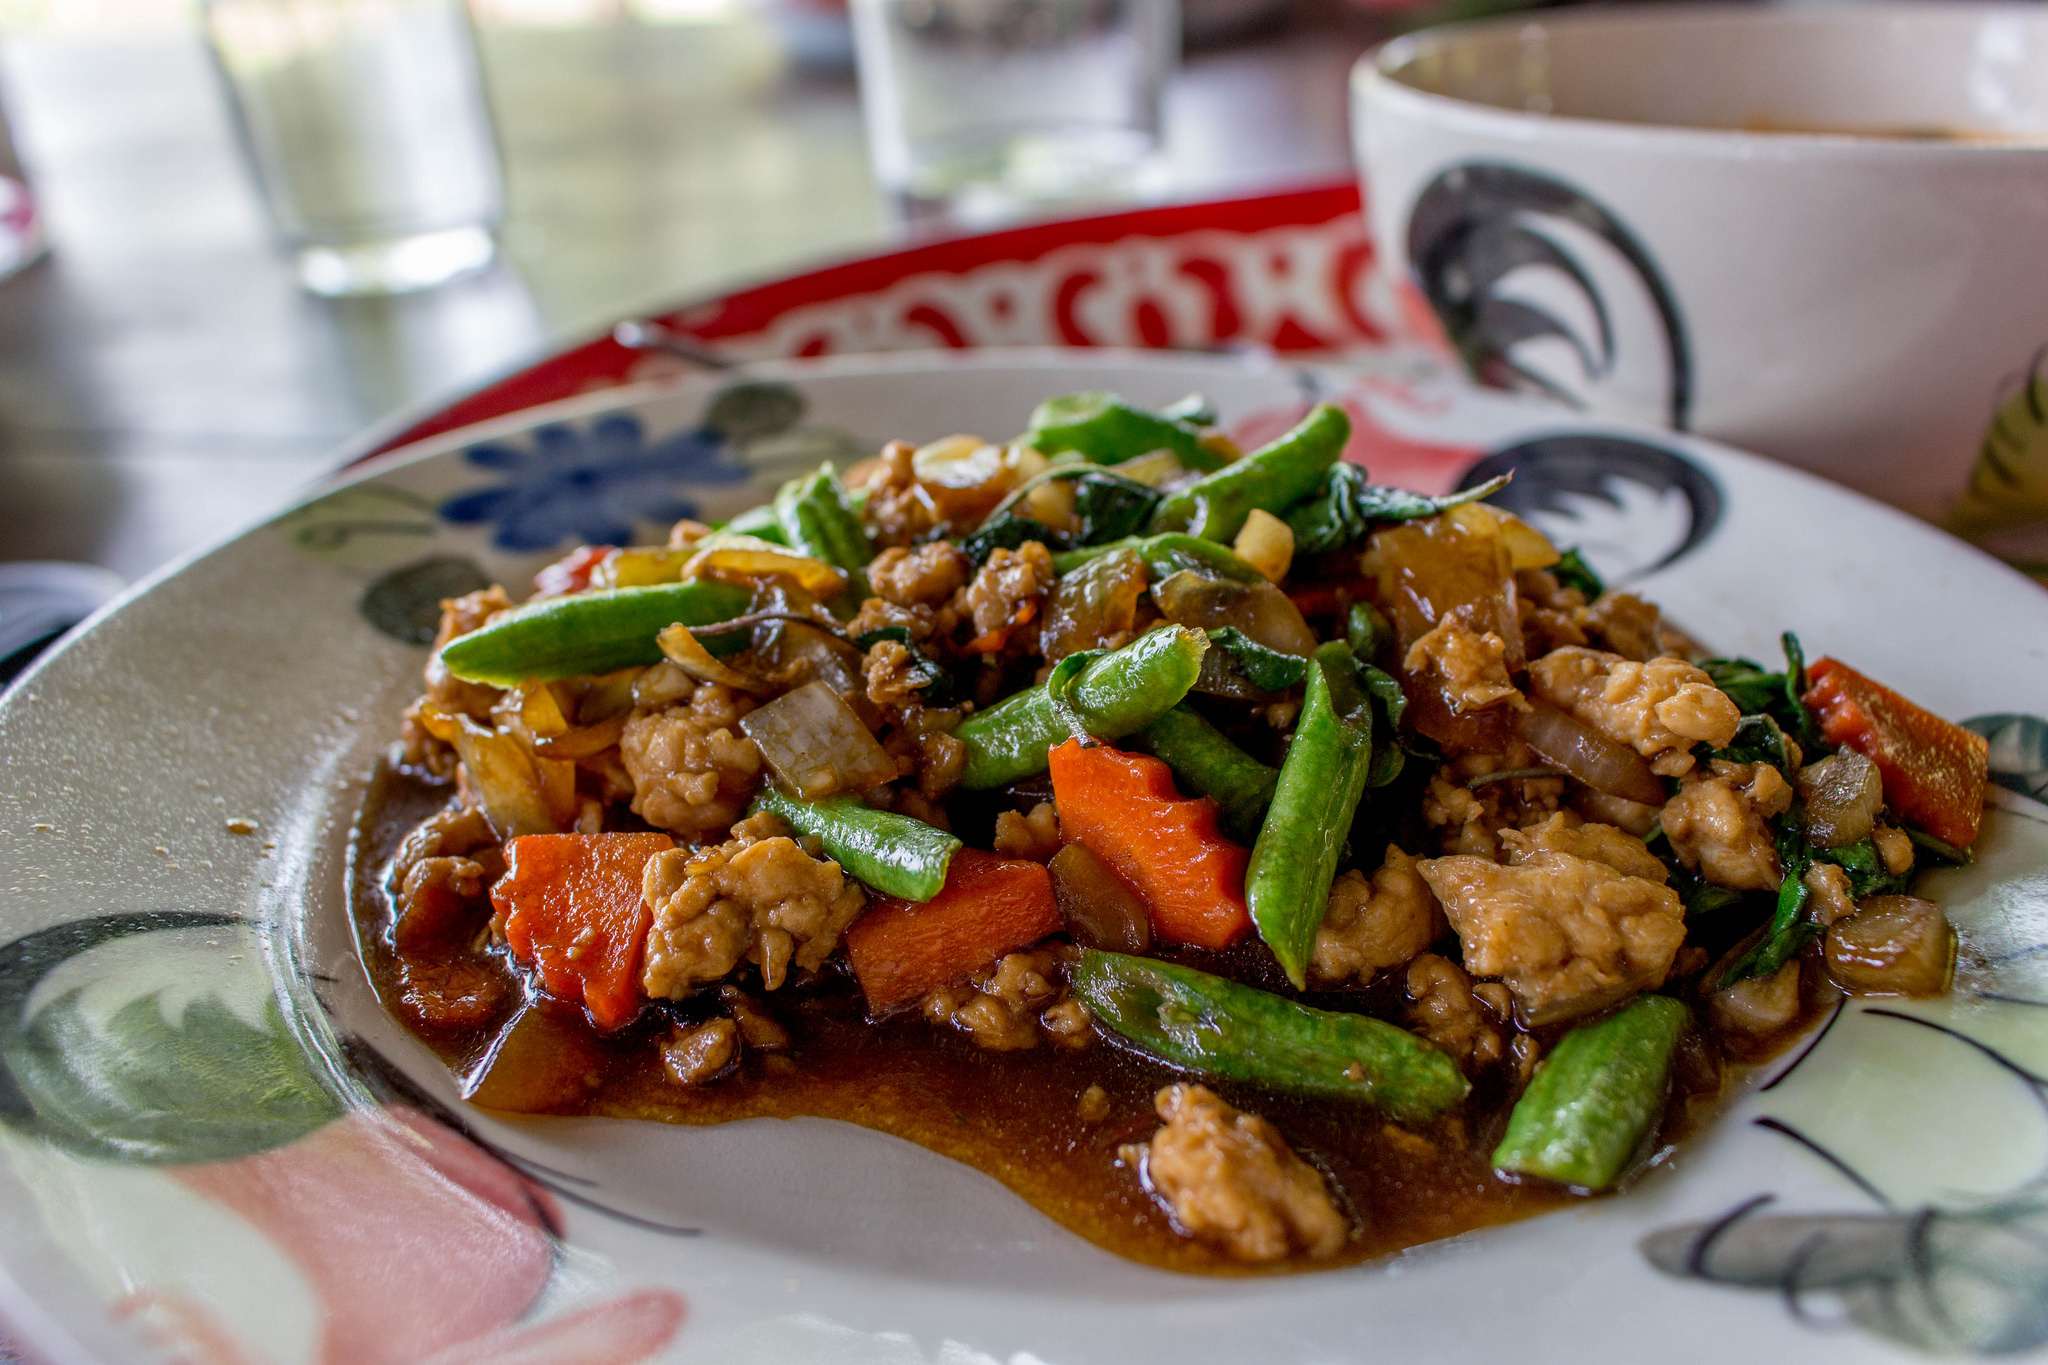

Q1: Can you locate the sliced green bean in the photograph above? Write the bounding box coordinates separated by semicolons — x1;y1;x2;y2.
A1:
773;463;873;573
1071;950;1469;1122
1025;391;1227;472
1493;995;1688;1191
721;503;788;544
955;626;1208;788
752;788;960;902
1128;702;1278;843
438;580;752;685
1052;533;1264;584
1245;642;1376;988
1147;403;1350;542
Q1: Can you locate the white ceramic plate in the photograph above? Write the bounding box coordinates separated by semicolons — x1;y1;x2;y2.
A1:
2;350;2045;1365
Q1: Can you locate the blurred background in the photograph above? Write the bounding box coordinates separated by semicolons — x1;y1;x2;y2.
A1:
0;0;1416;592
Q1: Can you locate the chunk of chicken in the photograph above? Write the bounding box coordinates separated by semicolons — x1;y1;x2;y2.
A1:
1418;849;1686;1025
1405;952;1505;1072
1401;619;1528;714
868;541;972;608
1310;847;1444;985
1661;761;1791;891
1527;647;1740;777
921;946;1090;1051
619;681;764;841
640;828;865;996
1499;811;1669;884
1124;1084;1347;1263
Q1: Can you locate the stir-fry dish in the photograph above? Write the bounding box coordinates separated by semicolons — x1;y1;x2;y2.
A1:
359;392;1991;1272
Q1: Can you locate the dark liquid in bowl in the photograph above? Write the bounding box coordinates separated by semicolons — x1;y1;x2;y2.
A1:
349;762;1826;1275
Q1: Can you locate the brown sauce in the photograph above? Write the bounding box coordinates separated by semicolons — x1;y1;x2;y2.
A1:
349;762;1822;1276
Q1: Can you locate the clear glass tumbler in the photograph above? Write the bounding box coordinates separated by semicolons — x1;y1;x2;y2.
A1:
851;0;1177;223
203;0;505;297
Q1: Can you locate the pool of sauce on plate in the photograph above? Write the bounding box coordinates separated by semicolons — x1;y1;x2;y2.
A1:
350;763;1820;1276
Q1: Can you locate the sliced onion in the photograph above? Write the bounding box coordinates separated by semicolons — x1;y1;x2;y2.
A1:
658;623;765;693
418;703;563;839
1039;548;1147;664
1515;702;1666;807
738;679;898;800
1797;751;1882;849
1825;896;1955;997
682;534;847;597
590;546;691;590
1153;569;1317;657
531;711;629;760
1048;841;1151;954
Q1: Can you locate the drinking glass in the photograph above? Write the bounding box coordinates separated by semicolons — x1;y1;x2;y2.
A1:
850;0;1178;223
203;0;505;297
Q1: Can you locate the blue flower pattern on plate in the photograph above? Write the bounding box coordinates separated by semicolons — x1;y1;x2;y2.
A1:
440;413;752;552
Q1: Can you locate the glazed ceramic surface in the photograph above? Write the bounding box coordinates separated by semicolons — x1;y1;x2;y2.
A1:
1352;3;2048;546
1;349;2045;1365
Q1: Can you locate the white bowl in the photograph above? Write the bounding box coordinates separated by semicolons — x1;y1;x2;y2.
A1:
1352;2;2048;540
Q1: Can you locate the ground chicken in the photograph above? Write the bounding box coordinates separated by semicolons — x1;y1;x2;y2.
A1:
1873;824;1916;876
640;829;865;996
879;708;968;800
1402;619;1528;714
619;681;764;841
960;541;1056;642
662;1018;738;1085
993;801;1061;862
1580;592;1662;661
862;639;927;709
1527;647;1741;777
869;541;972;608
1405;953;1504;1072
1661;761;1791;891
847;597;944;645
1124;1084;1347;1263
921;946;1090;1051
1310;847;1443;985
1422;772;1507;859
1803;860;1858;926
854;440;942;547
1418;848;1687;1025
393;856;487;953
1710;959;1802;1035
1499;811;1669;884
422;586;510;720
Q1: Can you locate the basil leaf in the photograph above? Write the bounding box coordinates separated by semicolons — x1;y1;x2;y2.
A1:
1206;628;1309;692
1359;662;1411;788
853;627;958;705
1552;546;1604;599
1699;632;1821;751
1282;465;1513;552
1811;837;1909;899
1071;473;1161;546
960;515;1068;568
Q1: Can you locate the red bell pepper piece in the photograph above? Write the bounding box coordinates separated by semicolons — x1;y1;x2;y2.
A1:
493;832;674;1031
1803;657;1988;848
844;849;1061;1015
1048;739;1251;950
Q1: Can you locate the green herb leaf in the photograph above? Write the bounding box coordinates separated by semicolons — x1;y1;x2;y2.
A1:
1070;473;1161;546
960;514;1066;568
853;627;958;705
1720;816;1817;987
1811;837;1909;899
1345;600;1391;664
1360;663;1411;788
1205;628;1309;691
1699;633;1822;753
1282;465;1513;552
1552;546;1604;599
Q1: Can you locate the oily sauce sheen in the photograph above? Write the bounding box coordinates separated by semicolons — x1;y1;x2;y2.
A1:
351;764;1818;1275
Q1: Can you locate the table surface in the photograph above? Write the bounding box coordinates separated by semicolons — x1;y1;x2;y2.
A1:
0;7;1375;585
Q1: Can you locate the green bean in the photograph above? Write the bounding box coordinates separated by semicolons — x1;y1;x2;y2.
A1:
721;503;788;544
1493;995;1689;1192
1052;533;1264;584
1025;391;1227;472
1245;642;1376;988
1071;950;1469;1122
1128;702;1278;842
437;580;752;686
773;463;873;573
955;626;1208;788
1148;403;1350;542
751;788;961;903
